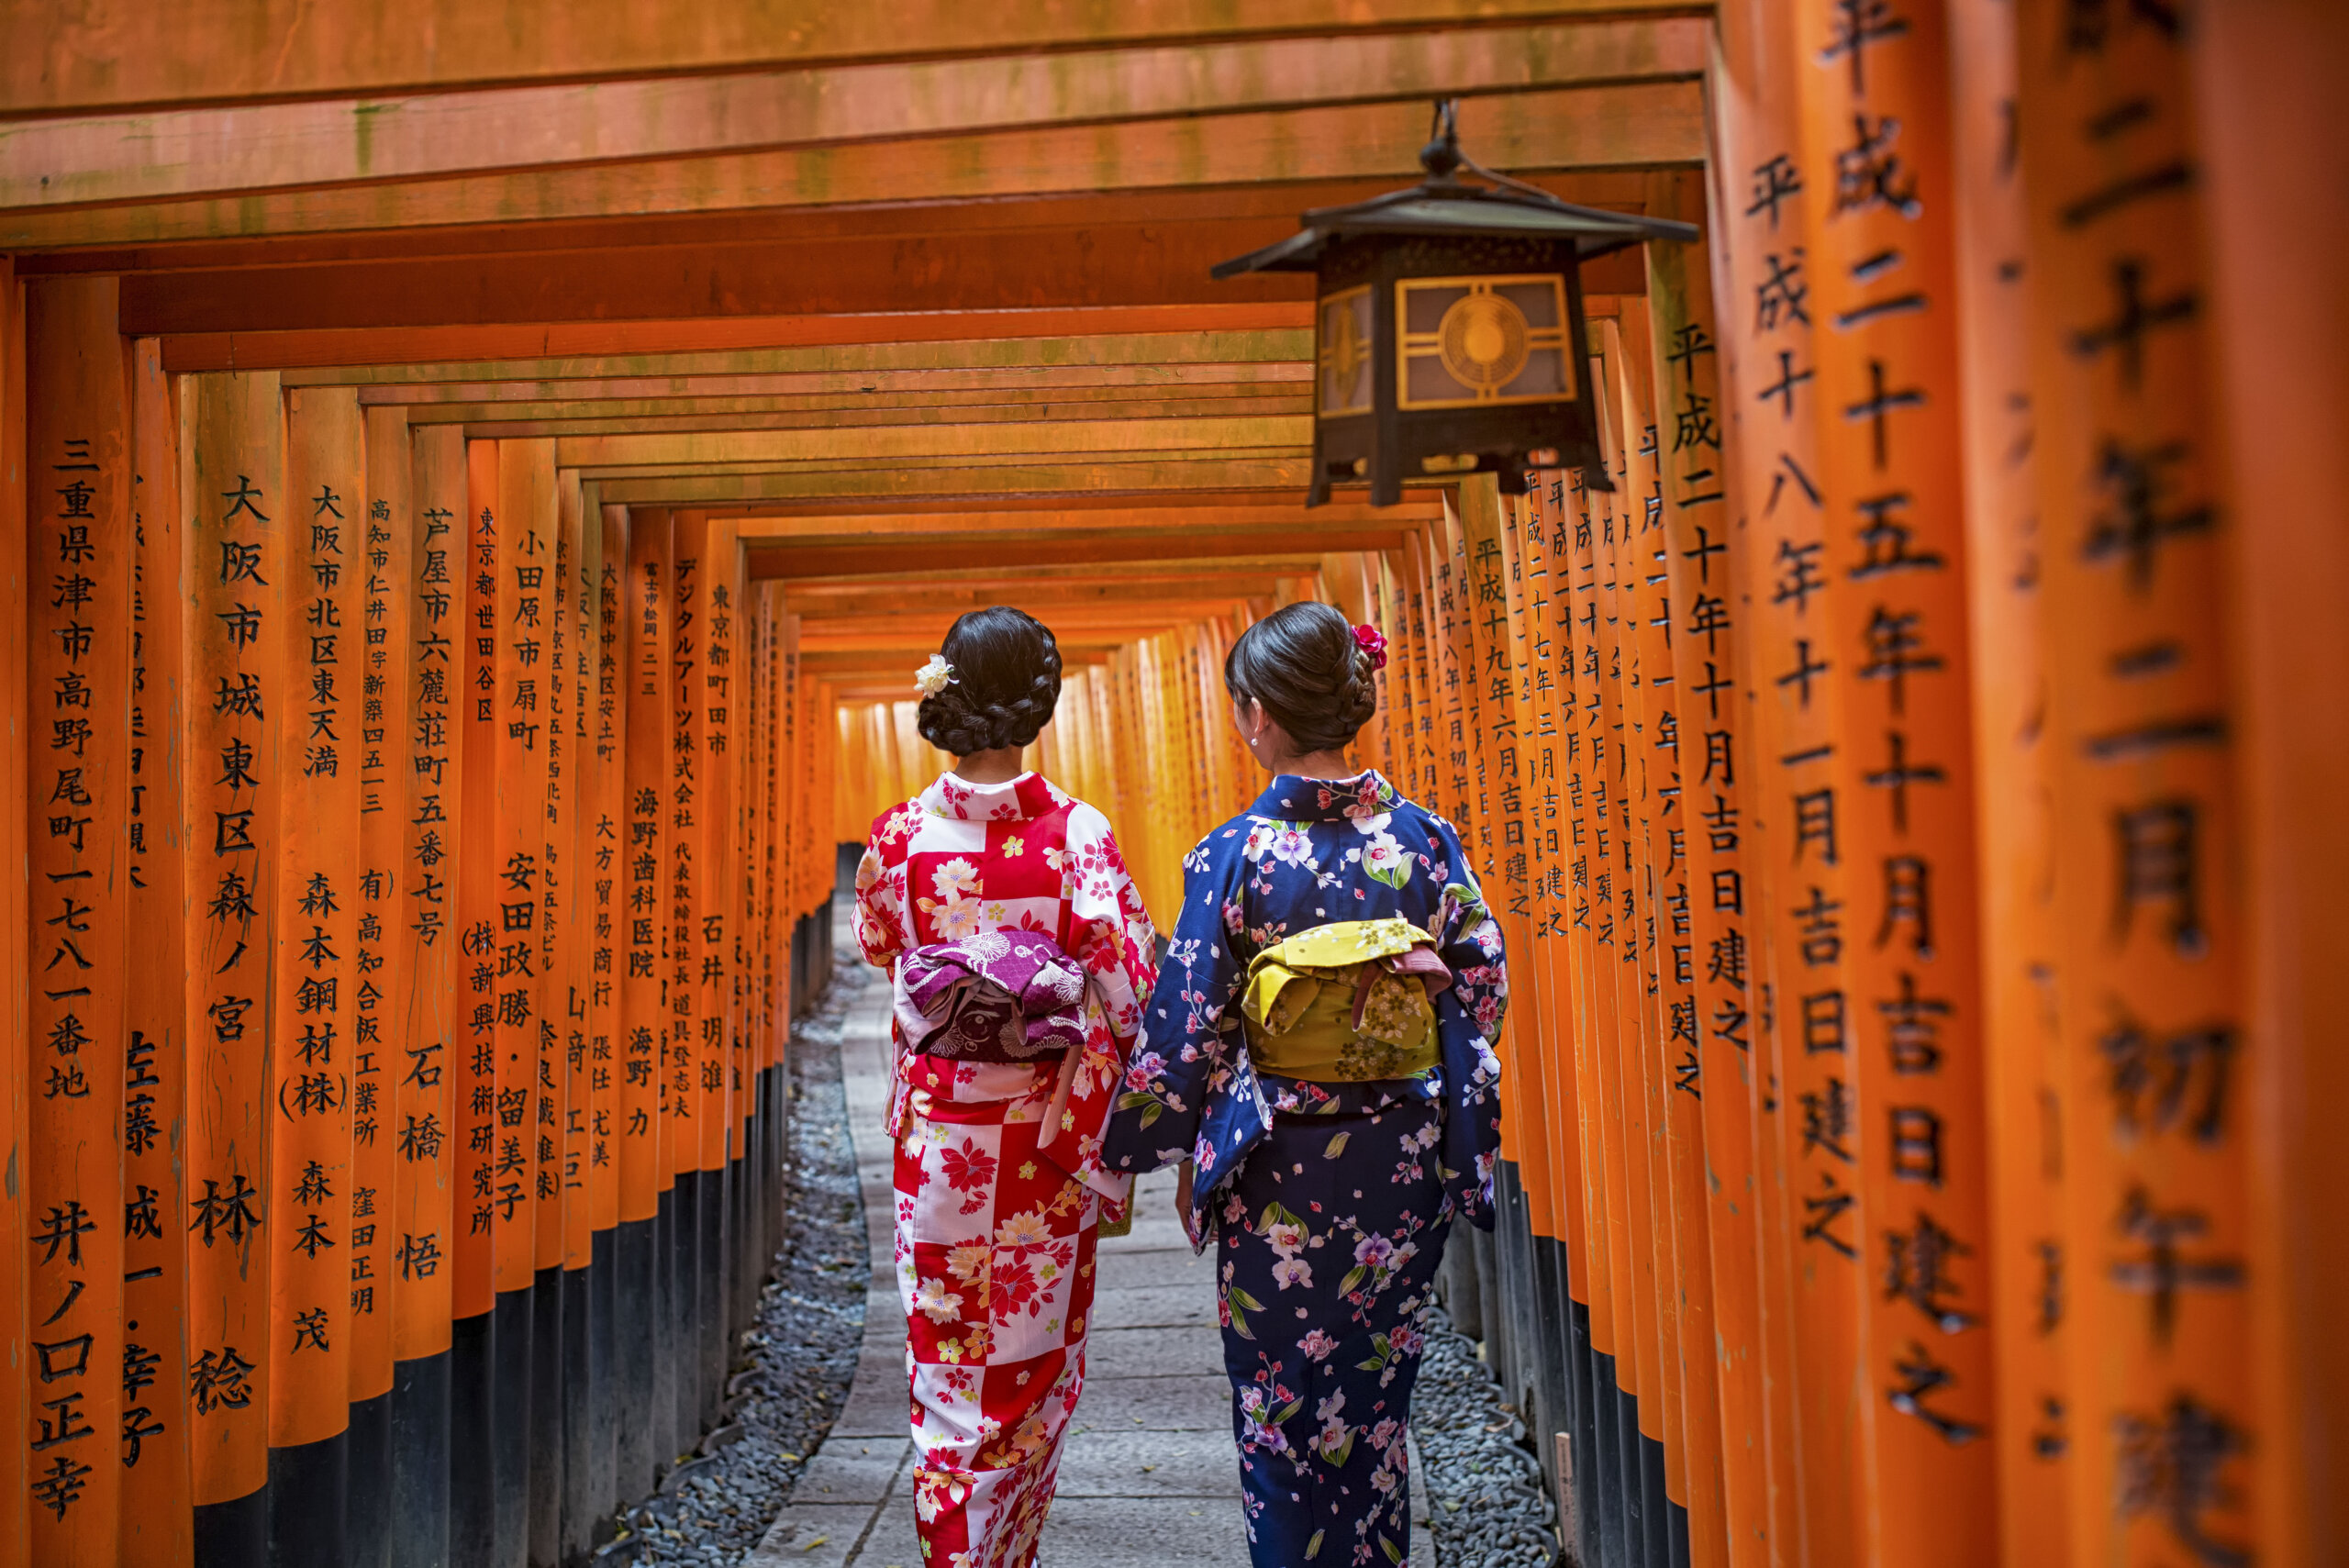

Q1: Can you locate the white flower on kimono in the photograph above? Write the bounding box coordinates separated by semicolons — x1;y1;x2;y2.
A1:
931;895;985;940
930;857;981;901
1299;1328;1339;1362
994;1209;1052;1251
1360;829;1412;888
1266;1220;1308;1255
1267;827;1313;866
945;1242;992;1284
1315;1387;1346;1426
913;1276;965;1323
1241;823;1276;862
1270;1255;1314;1290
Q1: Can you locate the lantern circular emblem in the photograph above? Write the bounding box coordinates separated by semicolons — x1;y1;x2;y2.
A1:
1437;290;1531;391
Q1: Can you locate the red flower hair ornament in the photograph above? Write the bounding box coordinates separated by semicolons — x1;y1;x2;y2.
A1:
1352;622;1389;673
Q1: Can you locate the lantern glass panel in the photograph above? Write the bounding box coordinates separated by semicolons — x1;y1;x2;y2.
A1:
1317;284;1375;419
1394;274;1574;410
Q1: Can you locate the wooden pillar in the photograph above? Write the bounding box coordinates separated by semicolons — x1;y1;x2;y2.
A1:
266;384;365;1560
2192;7;2349;1562
1793;0;1997;1560
0;257;25;1568
618;506;674;1483
393;422;462;1562
2010;5;2255;1566
180;369;284;1559
348;403;413;1562
1649;156;1778;1568
123;336;193;1567
24;276;131;1565
1943;6;2063;1563
1708;5;1843;1562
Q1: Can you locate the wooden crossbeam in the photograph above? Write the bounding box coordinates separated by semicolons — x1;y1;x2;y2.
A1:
732;504;1440;541
451;393;1310;439
164;307;1313;374
753;528;1404;577
6;0;1701;115
14;82;1703;250
552;416;1309;470
2;20;1702;213
356;362;1313;405
608;454;1319;507
403;386;1310;428
184;319;1308;377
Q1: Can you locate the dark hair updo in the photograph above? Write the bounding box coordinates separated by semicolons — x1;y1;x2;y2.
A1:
916;606;1063;756
1223;600;1377;755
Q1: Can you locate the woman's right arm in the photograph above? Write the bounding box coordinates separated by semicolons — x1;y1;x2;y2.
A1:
851;803;918;969
1100;826;1246;1175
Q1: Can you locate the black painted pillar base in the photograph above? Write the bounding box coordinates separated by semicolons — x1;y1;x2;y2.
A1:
699;1163;727;1432
451;1310;497;1567
615;1215;659;1499
391;1347;451;1568
668;1177;697;1465
194;1484;269;1568
493;1285;535;1568
1568;1297;1603;1568
529;1262;564;1566
651;1189;678;1474
268;1424;350;1566
562;1252;605;1562
348;1385;394;1568
1590;1349;1629;1568
1639;1428;1670;1568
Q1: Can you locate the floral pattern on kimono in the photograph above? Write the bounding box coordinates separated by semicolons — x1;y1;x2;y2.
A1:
1101;769;1506;1234
1099;769;1506;1568
855;770;1157;1568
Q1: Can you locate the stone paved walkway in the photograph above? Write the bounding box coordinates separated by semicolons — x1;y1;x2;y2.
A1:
746;983;1433;1567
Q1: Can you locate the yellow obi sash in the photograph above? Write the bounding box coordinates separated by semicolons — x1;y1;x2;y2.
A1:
1240;917;1446;1083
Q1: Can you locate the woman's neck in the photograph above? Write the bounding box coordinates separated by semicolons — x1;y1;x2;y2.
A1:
1266;750;1354;782
953;745;1027;785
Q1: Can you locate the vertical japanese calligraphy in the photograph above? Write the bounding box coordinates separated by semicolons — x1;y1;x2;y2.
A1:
180;368;284;1534
24;277;130;1559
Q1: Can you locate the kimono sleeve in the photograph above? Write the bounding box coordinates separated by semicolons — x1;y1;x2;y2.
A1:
852;801;918;969
1428;812;1508;1227
1060;804;1157;1043
1099;825;1246;1175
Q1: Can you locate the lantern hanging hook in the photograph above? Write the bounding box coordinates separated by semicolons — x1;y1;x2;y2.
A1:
1420;96;1578;210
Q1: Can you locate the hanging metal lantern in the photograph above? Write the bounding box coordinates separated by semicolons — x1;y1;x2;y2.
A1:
1215;100;1698;506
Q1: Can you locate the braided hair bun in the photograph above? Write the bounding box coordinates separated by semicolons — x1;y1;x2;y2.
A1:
916;606;1063;756
1223;601;1377;754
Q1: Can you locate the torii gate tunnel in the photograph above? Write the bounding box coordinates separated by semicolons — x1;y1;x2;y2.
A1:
0;3;2341;1566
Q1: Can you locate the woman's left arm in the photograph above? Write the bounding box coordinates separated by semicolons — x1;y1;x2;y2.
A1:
1429;815;1508;1227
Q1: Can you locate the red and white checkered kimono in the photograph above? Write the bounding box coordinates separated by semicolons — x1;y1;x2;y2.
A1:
854;770;1156;1568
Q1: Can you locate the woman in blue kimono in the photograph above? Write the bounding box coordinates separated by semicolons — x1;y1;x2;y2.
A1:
1102;601;1506;1567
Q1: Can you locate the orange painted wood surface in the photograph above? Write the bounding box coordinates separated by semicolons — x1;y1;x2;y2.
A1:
618;509;674;1222
394;423;463;1362
24;276;131;1562
121;335;193;1568
179;368;284;1514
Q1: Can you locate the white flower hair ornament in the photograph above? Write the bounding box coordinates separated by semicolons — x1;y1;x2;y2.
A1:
914;654;956;698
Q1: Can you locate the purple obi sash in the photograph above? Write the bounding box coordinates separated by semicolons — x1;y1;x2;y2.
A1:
892;929;1088;1063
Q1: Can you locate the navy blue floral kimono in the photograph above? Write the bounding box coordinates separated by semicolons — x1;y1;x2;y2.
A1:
1102;770;1506;1567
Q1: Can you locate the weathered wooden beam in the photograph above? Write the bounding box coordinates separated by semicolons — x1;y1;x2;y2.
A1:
6;0;1704;116
753;528;1404;577
621;455;1319;507
168;314;1311;375
444;391;1312;438
3;20;1702;212
775;552;1363;587
356;363;1312;405
552;415;1309;470
732;502;1439;541
12;82;1703;249
400;383;1305;422
785;574;1286;618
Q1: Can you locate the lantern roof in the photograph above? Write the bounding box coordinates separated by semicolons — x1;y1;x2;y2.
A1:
1212;100;1699;279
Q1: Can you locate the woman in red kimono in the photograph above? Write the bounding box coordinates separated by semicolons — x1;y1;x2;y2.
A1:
852;606;1157;1568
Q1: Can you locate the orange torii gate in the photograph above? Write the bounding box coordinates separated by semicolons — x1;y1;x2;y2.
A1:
0;4;2341;1566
